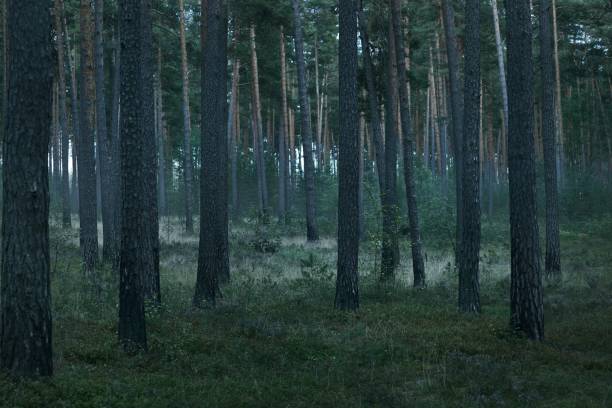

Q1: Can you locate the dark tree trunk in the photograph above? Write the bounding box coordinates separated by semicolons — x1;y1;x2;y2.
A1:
441;0;463;263
54;0;72;228
357;2;384;196
390;0;426;288
459;0;481;313
111;29;121;269
178;0;194;233
118;0;148;351
230;56;240;215
78;0;99;274
157;49;167;217
94;0;117;264
539;0;561;277
193;0;229;306
292;0;319;241
279;26;290;221
1;0;54;377
141;0;160;303
335;0;359;311
52;86;62;202
381;17;400;281
506;0;544;341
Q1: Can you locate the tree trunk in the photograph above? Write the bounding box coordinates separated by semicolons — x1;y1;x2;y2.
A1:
1;0;54;377
229;53;240;215
156;48;167;217
94;0;116;264
178;0;194;234
459;0;481;314
552;0;564;186
491;0;509;143
391;0;426;288
250;25;269;218
279;26;290;223
54;0;72;228
194;0;229;306
539;0;561;277
381;16;400;281
141;0;160;303
292;0;319;241
506;0;544;341
110;29;121;267
335;0;359;311
118;0;148;351
52;84;62;203
78;0;99;273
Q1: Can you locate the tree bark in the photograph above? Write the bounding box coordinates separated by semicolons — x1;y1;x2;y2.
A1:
279;26;290;223
552;0;564;186
229;52;240;215
506;0;544;341
292;0;319;241
1;0;54;377
381;17;400;281
118;0;148;351
78;0;99;273
54;0;72;228
335;0;359;311
94;0;116;264
491;0;509;147
194;0;229;306
141;0;160;303
391;0;426;288
178;0;194;234
459;0;481;313
539;0;561;277
156;48;167;217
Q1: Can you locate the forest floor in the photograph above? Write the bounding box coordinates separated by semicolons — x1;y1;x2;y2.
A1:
1;215;612;407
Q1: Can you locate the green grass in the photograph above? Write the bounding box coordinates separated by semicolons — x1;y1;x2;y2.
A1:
1;217;611;407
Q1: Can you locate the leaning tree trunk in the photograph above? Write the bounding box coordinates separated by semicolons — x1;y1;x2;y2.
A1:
78;0;99;274
94;0;117;264
458;0;481;314
55;0;72;228
539;0;561;277
335;0;360;311
491;0;509;156
193;0;229;306
390;0;426;288
118;0;148;352
178;0;194;234
292;0;319;241
506;0;544;341
0;0;54;378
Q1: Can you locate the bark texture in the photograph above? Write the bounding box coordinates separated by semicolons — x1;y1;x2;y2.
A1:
335;0;359;311
193;0;229;306
1;0;54;377
506;0;544;341
459;0;481;313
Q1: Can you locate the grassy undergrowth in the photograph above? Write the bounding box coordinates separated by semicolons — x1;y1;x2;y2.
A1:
1;217;611;407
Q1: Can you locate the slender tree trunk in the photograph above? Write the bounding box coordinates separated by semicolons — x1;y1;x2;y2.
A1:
1;0;54;377
335;0;359;311
194;0;229;305
506;0;544;341
52;85;62;203
110;29;121;265
250;25;269;218
63;8;80;211
491;0;509;141
178;0;194;233
459;0;481;313
118;0;148;351
55;0;72;228
540;0;561;277
94;0;116;263
292;0;319;241
279;26;290;223
78;0;99;273
381;17;400;281
229;54;240;215
157;48;167;217
552;0;564;186
141;0;160;303
391;0;425;287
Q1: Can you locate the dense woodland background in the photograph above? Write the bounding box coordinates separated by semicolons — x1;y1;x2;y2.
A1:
0;0;611;406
